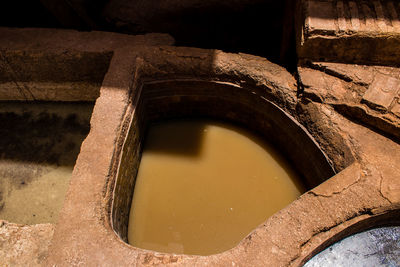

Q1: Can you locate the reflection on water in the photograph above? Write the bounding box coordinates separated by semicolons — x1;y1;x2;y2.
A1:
0;102;93;224
128;119;305;255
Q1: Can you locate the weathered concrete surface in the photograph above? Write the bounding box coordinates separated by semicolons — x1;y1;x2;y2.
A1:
298;62;400;141
0;27;173;101
0;221;54;266
44;46;399;266
296;0;400;66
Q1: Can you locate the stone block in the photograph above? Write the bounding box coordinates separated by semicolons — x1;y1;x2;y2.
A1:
362;73;400;110
391;99;400;116
305;0;336;34
297;0;400;66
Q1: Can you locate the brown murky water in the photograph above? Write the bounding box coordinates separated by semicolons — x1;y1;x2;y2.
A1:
0;102;93;224
128;120;305;255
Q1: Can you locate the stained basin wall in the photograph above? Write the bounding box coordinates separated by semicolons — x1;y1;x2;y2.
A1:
0;50;112;101
0;27;174;101
111;80;336;242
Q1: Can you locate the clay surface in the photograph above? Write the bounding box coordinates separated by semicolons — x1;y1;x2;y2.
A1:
0;221;54;266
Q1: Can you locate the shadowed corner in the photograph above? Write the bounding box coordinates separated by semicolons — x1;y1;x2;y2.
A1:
143;120;207;157
0;101;93;167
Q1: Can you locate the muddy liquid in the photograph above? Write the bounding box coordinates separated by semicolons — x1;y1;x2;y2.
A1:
0;102;93;224
128;120;305;256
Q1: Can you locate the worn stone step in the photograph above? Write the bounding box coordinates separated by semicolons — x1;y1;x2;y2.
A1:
296;0;400;66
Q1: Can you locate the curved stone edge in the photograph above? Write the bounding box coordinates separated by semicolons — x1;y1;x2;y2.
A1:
45;46;400;266
292;102;400;266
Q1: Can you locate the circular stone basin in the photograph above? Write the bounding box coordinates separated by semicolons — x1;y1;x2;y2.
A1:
127;119;305;255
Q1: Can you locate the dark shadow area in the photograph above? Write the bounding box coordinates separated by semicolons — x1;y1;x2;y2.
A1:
0;101;93;167
0;0;297;70
143;119;206;157
103;0;294;68
0;0;62;28
154;2;286;65
0;0;109;30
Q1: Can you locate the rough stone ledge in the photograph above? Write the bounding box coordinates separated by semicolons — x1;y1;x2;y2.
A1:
298;62;400;142
0;27;174;53
43;46;400;266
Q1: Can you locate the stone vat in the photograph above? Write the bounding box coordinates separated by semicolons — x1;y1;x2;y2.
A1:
0;27;398;266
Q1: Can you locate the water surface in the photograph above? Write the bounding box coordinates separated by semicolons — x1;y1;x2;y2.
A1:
128;119;305;255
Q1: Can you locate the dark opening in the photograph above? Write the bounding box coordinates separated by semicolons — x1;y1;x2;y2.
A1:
0;0;297;71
